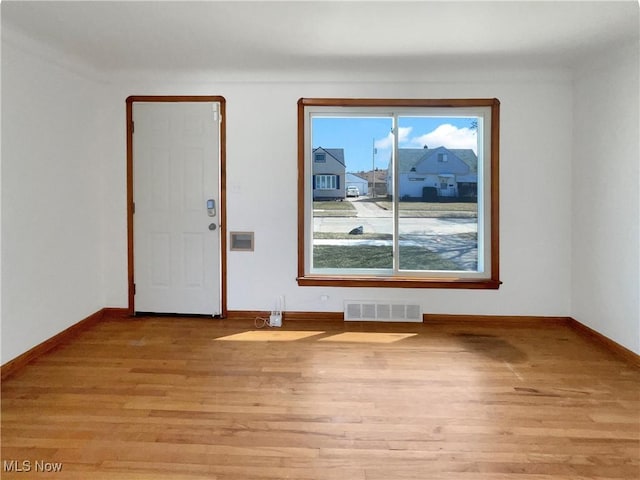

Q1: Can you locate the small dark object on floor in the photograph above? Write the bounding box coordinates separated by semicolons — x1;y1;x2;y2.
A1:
349;226;364;235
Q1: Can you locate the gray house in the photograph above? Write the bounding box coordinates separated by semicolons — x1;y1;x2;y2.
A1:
312;147;346;200
387;146;477;200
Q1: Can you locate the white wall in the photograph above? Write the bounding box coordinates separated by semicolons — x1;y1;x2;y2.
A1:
572;41;640;354
4;26;636;363
101;70;573;318
1;30;105;363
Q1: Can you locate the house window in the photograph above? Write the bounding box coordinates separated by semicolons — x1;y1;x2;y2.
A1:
297;98;500;289
315;153;326;163
314;174;338;190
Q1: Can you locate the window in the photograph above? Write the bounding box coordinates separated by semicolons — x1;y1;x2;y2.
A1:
297;98;500;289
314;174;338;190
315;153;326;163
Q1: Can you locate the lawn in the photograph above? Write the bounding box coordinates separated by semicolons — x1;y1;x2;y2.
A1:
313;201;356;217
373;200;477;218
313;245;461;270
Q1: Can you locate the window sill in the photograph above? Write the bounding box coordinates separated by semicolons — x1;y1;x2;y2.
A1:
296;275;501;289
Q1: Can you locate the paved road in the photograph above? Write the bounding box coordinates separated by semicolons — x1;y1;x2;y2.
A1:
314;216;477;235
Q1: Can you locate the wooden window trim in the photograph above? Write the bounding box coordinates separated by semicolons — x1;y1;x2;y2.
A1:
297;97;501;289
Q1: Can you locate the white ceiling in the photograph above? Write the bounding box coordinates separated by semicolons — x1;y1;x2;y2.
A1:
2;1;639;74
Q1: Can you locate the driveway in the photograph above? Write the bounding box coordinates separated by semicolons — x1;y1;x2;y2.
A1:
348;198;392;218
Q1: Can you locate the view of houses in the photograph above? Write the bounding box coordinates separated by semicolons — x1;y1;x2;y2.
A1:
388;146;477;201
311;147;346;200
312;146;477;201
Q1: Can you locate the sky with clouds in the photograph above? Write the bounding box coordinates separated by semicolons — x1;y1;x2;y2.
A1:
313;116;478;172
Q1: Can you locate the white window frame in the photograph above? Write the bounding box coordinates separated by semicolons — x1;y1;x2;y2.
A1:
314;174;338;190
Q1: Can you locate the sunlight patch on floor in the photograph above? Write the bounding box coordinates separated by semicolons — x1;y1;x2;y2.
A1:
318;332;417;344
215;331;325;342
215;331;418;344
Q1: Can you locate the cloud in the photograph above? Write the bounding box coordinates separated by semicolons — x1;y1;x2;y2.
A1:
375;126;412;150
409;124;477;153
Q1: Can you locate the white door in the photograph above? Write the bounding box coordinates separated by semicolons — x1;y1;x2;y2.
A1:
133;102;221;315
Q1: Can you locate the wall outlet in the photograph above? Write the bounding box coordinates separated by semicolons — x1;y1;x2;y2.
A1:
269;313;282;327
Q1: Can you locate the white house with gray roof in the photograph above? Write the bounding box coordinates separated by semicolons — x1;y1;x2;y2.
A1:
312;147;346;200
387;146;478;200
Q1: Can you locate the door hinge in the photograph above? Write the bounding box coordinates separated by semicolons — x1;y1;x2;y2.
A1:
133;283;136;295
130;121;135;134
132;202;135;214
212;103;220;123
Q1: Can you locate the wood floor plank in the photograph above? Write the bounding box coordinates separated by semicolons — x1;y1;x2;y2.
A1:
1;316;638;479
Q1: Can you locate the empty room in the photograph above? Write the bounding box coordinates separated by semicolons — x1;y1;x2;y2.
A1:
1;1;638;479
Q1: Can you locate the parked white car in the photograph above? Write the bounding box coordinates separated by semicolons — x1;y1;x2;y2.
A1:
346;186;360;197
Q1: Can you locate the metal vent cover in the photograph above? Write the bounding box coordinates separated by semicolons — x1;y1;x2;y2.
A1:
344;301;422;322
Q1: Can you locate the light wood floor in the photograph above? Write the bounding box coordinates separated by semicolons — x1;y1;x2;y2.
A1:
2;315;639;479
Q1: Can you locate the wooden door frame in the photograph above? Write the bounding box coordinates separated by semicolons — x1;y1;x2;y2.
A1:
126;95;227;317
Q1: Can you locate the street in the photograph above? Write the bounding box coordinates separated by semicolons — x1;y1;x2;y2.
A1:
313;215;477;236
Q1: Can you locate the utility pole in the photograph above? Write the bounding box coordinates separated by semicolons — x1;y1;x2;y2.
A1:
372;139;376;198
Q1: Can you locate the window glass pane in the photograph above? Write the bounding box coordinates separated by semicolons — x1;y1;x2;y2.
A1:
396;116;479;272
311;116;394;272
